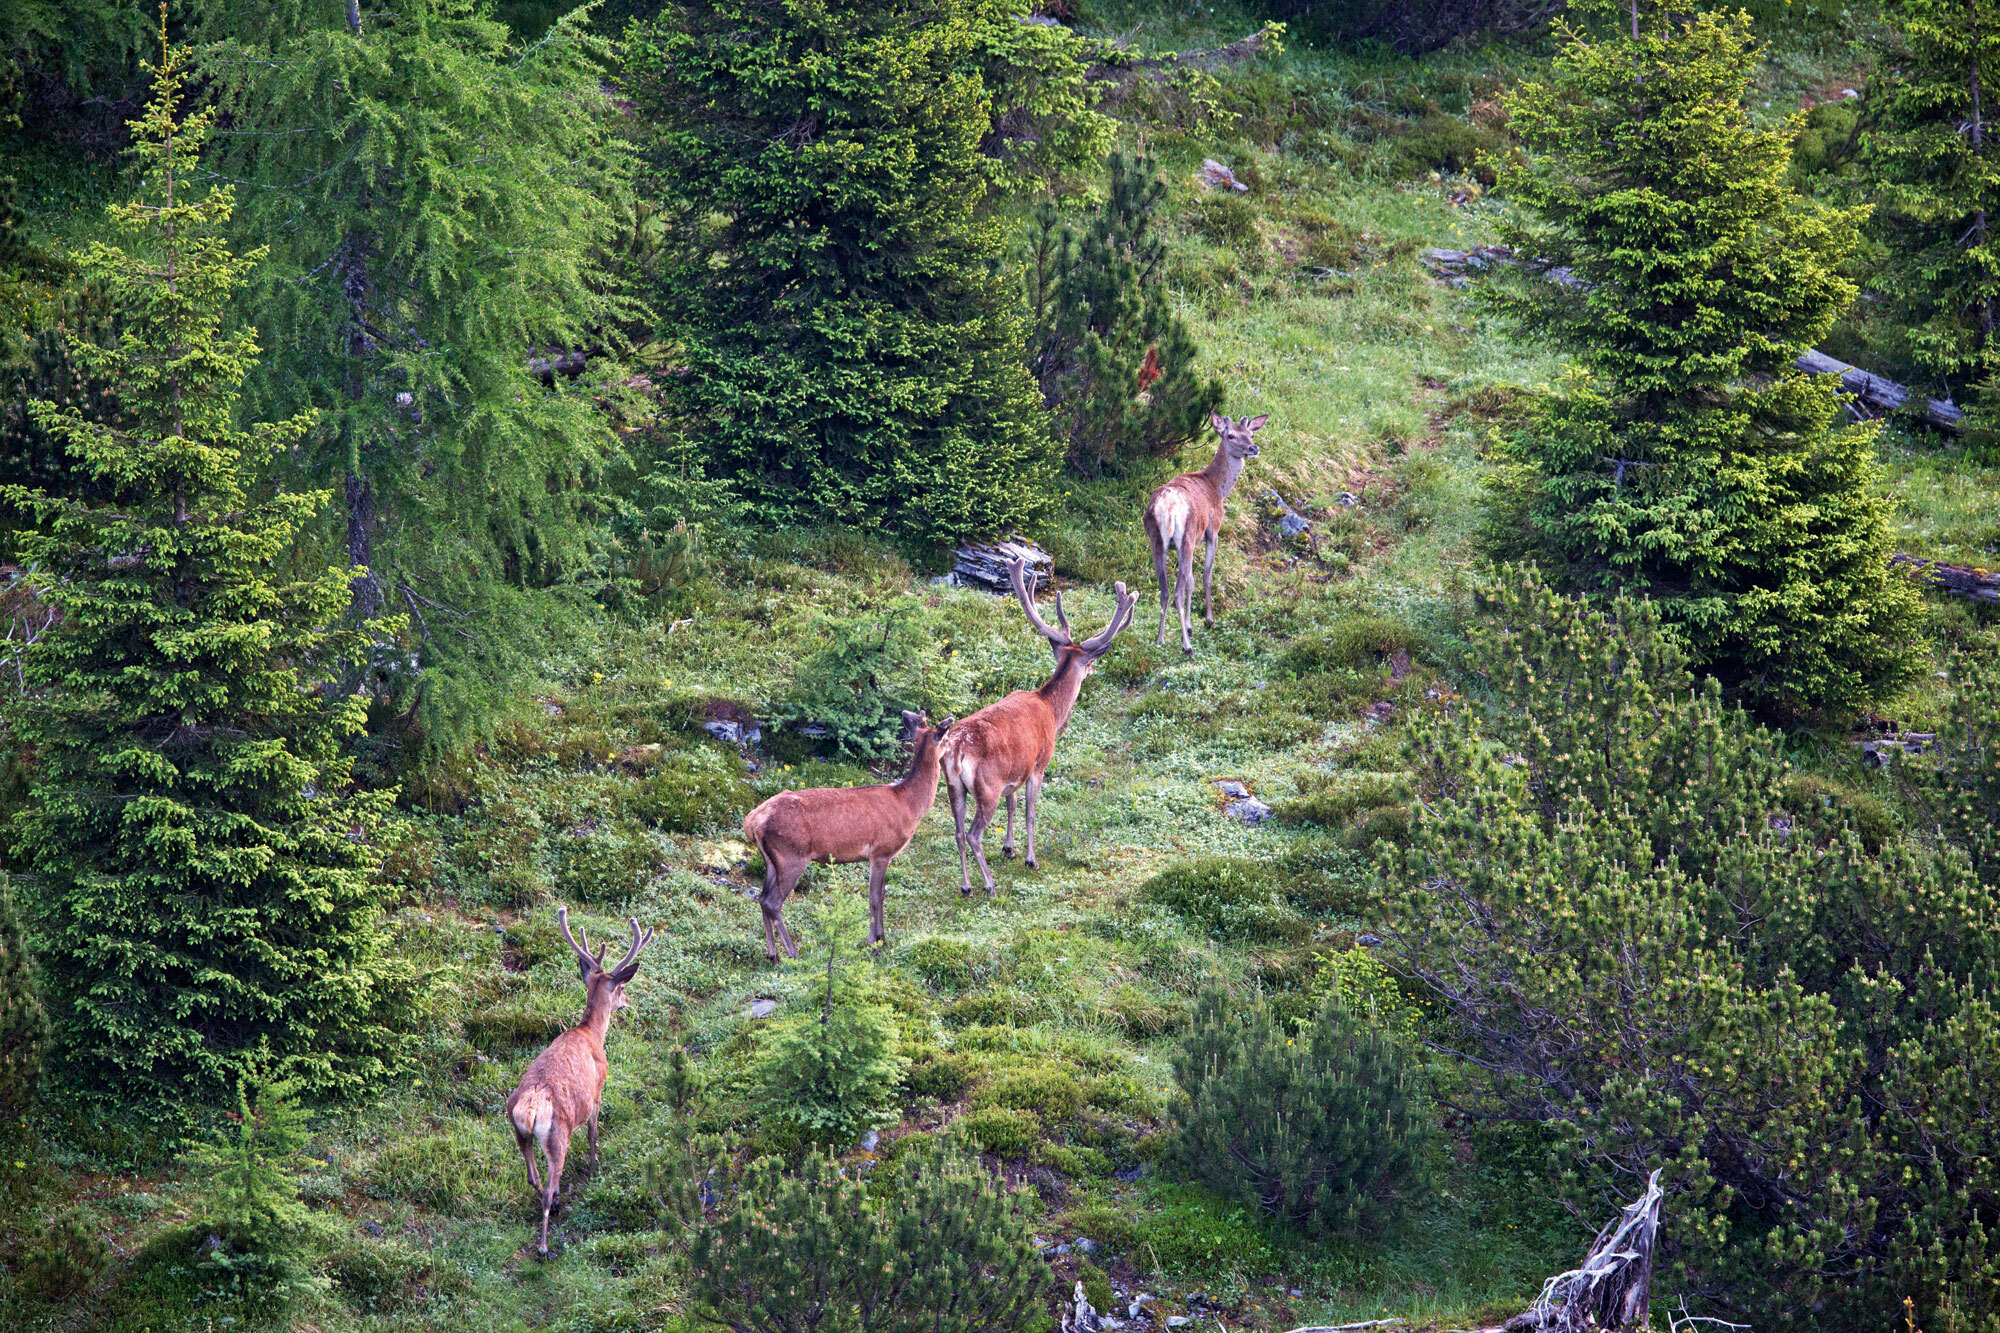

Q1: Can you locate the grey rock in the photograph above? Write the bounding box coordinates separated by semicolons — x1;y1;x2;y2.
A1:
1165;1319;1191;1329
1054;1242;1072;1256
1199;158;1249;193
1336;491;1360;506
1075;1237;1099;1255
1227;796;1274;825
860;1130;880;1152
744;998;779;1019
1357;932;1383;948
1129;1295;1154;1319
1114;1164;1146;1182
363;1221;383;1237
703;719;763;746
793;722;831;738
1213;779;1251;799
1288;1289;1304;1298
950;537;1053;593
1280;512;1311;537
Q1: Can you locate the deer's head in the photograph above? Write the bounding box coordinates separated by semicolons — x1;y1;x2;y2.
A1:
1210;412;1269;460
1005;558;1136;675
560;906;656;1013
900;709;955;748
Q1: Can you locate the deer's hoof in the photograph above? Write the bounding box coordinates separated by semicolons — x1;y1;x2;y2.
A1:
1002;846;1015;859
1025;858;1038;870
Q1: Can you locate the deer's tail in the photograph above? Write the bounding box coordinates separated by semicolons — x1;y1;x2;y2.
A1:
509;1086;555;1150
1149;488;1192;549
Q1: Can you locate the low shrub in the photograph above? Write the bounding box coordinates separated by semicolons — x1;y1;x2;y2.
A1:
943;991;1040;1028
746;917;906;1147
1132;1186;1281;1278
688;1145;1048;1333
1273;836;1373;915
974;1066;1085;1121
551;820;665;904
1781;772;1899;853
1170;987;1432;1237
1139;858;1309;942
1084;1072;1157;1117
18;1211;107;1302
903;937;977;993
370;1132;508;1215
628;747;753;833
1079;1260;1115;1313
903;1047;978;1103
959;1106;1042;1158
1103;984;1189;1039
1035;1141;1112;1178
1192;193;1260;246
462;1001;568;1052
1277;774;1407;829
1277;615;1432;677
1062;1201;1140;1254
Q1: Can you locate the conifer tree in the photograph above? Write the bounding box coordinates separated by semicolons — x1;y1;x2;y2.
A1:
1027;151;1224;478
627;0;1057;543
195;0;636;745
1865;0;2000;417
3;22;409;1124
0;875;45;1129
1495;3;1922;716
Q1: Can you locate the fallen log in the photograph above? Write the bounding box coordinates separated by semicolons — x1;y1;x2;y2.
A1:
1418;246;1963;435
946;537;1054;593
1893;553;2000;605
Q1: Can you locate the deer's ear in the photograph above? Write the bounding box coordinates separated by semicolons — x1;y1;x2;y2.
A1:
901;709;924;732
1210;412;1230;432
936;716;955;736
1244;413;1270;431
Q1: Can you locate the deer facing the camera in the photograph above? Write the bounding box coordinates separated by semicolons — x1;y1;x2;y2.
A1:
505;909;655;1256
942;559;1135;896
1144;412;1267;654
741;709;954;962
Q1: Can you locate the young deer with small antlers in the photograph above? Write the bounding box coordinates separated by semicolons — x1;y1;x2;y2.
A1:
505;908;655;1256
741;710;954;962
1144;411;1267;654
943;559;1135;896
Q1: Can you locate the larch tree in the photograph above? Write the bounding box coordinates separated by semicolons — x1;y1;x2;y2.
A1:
3;23;409;1127
194;0;637;748
1865;0;2000;427
626;0;1058;545
1493;3;1922;716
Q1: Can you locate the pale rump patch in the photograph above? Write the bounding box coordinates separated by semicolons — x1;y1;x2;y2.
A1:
510;1086;555;1145
1152;489;1192;548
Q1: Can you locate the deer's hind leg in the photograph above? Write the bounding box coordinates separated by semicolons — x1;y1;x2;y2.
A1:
1202;529;1219;624
758;852;804;961
967;781;1002;897
1002;787;1017;858
1176;541;1198;654
949;774;975;896
1150;526;1173;645
867;856;889;946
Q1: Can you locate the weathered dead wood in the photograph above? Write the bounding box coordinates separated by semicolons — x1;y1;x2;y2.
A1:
1418;246;1964;434
1894;553;2000;605
1501;1170;1665;1333
947;537;1054;593
1285;1321;1408;1333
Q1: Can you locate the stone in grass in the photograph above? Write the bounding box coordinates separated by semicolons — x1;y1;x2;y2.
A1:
744;998;779;1019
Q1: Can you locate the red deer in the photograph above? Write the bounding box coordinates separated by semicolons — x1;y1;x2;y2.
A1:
505;909;655;1256
1144;412;1267;654
741;710;954;962
943;559;1135;896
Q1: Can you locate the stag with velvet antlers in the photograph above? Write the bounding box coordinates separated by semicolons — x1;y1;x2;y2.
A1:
741;709;954;962
942;559;1136;897
1144;411;1267;654
505;908;655;1256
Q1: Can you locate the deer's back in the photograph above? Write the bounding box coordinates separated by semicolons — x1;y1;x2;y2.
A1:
509;1028;608;1126
744;784;930;864
942;691;1058;787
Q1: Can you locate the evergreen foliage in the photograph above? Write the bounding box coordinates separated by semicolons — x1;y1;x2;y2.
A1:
1922;647;2000;883
1169;985;1431;1236
1493;6;1921;715
3;27;410;1123
1027;152;1223;477
196;0;637;748
185;1076;330;1308
0;875;44;1128
771;600;965;761
627;0;1058;543
688;1139;1050;1333
1386;568;2000;1327
748;902;906;1146
1864;0;2000;418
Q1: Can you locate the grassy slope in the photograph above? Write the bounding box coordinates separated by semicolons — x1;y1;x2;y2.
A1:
10;5;1997;1332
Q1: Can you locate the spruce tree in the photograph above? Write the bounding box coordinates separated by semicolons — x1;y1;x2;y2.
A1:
0;875;45;1131
1495;4;1922;716
1027;151;1224;478
627;0;1057;544
3;24;409;1124
195;0;636;746
1864;0;2000;417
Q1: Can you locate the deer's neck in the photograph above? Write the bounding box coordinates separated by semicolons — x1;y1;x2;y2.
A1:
1198;446;1245;502
1035;655;1089;733
892;737;944;821
579;988;617;1046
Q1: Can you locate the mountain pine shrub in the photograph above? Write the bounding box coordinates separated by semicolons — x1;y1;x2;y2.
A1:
1026;151;1224;477
1493;7;1921;716
3;27;410;1124
628;0;1057;543
1864;0;2000;433
1386;568;2000;1328
688;1138;1049;1333
1169;986;1432;1236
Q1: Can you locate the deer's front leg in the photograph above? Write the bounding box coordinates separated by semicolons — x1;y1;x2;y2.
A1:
1002;787;1017;858
867;857;889;946
1023;772;1043;870
586;1112;600;1175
